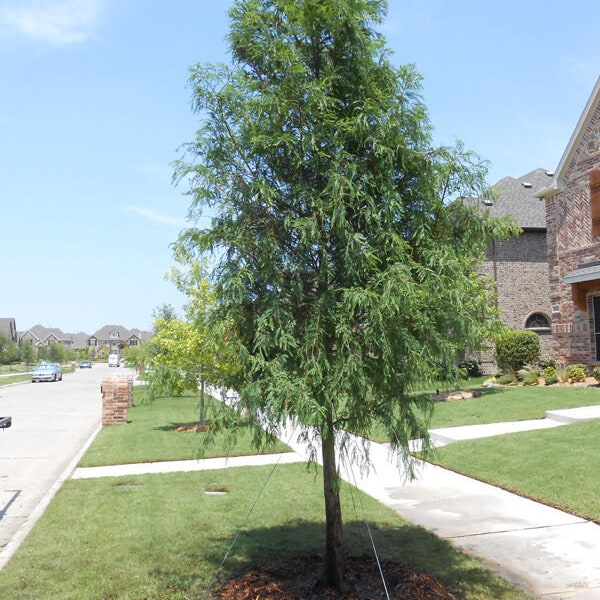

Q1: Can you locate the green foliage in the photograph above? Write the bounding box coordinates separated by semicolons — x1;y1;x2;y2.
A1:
569;364;588;376
498;372;516;385
538;356;557;370
459;358;483;378
177;0;515;449
543;366;559;385
20;340;36;366
566;365;587;383
47;341;66;364
175;0;517;586
494;329;540;374
593;366;600;381
517;364;540;386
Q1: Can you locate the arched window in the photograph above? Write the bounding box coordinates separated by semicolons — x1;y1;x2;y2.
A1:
525;313;551;331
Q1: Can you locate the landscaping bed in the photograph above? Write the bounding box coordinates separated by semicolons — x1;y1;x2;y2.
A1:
212;554;458;599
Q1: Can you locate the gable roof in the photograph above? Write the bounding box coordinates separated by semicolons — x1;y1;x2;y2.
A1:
92;325;131;340
488;169;552;229
463;168;551;229
536;76;600;198
26;325;68;342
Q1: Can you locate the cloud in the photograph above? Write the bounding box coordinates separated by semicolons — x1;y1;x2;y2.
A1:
126;205;187;228
0;0;103;45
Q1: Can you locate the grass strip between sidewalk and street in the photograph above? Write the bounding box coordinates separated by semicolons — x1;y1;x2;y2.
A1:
79;388;290;467
0;463;532;600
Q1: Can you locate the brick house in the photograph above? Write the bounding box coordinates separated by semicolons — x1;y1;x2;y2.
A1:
87;325;151;354
536;77;600;367
466;169;556;372
0;318;17;343
19;325;76;349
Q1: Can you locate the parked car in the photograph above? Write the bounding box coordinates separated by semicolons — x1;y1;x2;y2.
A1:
31;363;63;383
79;360;92;368
108;354;120;367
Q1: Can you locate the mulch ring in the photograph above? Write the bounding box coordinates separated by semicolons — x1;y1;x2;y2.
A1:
211;554;460;600
173;422;210;432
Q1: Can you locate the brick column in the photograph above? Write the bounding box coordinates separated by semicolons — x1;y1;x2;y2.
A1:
102;376;133;425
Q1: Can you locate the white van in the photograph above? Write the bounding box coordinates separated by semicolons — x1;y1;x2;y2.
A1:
108;353;120;367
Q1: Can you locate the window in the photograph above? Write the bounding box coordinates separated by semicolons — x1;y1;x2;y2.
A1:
110;330;119;339
525;313;551;331
590;169;600;239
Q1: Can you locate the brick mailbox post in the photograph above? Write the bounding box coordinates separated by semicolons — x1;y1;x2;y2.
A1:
102;376;133;426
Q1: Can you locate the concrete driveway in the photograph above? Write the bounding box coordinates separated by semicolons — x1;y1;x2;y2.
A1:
0;363;120;567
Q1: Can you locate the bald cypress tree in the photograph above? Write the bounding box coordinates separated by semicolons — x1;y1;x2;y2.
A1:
176;0;513;589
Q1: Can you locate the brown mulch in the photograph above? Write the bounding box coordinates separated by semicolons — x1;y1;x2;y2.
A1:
211;555;460;600
173;422;210;432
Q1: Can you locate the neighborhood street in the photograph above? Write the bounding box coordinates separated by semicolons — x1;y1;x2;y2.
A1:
0;363;120;568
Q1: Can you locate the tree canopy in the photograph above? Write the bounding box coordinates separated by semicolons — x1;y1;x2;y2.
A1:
175;0;515;589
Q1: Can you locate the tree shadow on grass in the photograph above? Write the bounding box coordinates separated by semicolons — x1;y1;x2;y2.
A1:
150;519;528;599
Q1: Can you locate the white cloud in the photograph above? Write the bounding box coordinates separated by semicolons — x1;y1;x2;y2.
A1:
126;205;187;228
1;0;103;45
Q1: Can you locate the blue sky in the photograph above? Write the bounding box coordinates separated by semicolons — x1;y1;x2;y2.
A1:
0;0;598;335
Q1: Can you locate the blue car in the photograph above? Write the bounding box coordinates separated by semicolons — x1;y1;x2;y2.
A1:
31;363;63;383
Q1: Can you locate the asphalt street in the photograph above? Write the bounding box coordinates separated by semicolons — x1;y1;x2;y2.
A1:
0;363;119;566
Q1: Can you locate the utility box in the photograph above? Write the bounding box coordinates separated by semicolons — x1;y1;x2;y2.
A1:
102;376;133;425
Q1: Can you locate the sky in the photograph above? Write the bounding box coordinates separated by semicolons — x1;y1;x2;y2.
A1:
0;0;598;335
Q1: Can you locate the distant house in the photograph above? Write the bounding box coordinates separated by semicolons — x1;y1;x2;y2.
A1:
87;325;152;354
19;325;74;349
465;169;556;372
536;76;600;366
18;324;151;353
0;318;17;343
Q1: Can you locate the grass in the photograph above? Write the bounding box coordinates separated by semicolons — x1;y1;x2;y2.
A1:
367;382;600;442
428;384;600;428
0;373;31;386
0;463;532;600
429;418;600;523
79;387;290;467
0;382;536;598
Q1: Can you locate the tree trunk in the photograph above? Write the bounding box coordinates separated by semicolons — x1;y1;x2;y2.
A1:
321;410;345;589
198;379;205;424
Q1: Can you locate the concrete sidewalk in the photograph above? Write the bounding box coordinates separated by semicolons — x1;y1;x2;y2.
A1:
71;404;600;599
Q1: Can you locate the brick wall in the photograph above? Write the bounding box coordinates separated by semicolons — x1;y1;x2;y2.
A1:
547;98;600;367
477;230;555;372
102;376;133;425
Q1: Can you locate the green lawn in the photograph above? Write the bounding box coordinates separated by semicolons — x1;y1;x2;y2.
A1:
366;383;600;442
0;383;536;599
0;373;31;386
428;384;600;429
79;388;290;467
429;418;600;523
0;464;531;600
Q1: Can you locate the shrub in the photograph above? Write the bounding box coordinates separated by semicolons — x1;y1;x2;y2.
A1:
538;356;557;370
458;358;482;378
569;364;589;376
593;366;600;381
543;366;559;385
517;364;540;386
556;362;569;383
498;372;517;385
494;330;541;374
566;365;587;383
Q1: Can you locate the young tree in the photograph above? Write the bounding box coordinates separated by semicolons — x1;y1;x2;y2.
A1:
175;0;515;589
47;341;66;365
21;339;36;366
